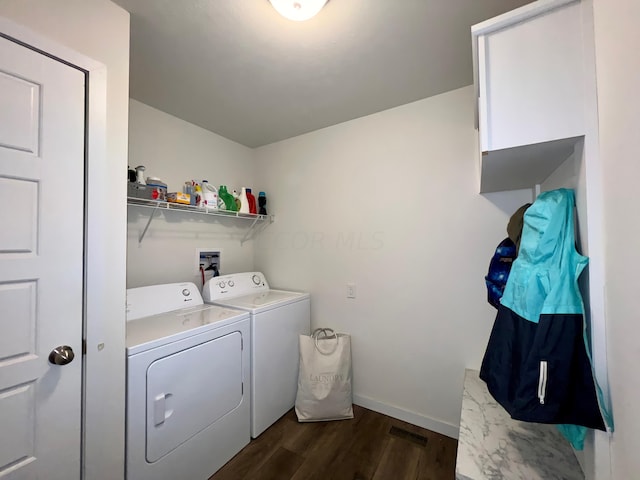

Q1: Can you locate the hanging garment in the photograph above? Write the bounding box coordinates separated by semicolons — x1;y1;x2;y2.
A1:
480;189;613;449
485;237;517;309
506;202;532;254
484;203;531;309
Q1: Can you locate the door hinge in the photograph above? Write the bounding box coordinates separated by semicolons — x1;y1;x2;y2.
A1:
241;337;244;350
82;339;87;355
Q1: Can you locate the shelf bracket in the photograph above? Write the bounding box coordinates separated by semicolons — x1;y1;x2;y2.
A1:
240;216;261;245
138;203;160;243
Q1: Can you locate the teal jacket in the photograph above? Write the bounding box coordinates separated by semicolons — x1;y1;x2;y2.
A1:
480;189;613;450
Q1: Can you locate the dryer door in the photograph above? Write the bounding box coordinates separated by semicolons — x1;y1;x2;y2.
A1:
146;331;243;462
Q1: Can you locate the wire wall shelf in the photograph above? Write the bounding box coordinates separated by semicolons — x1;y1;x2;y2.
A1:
127;197;272;244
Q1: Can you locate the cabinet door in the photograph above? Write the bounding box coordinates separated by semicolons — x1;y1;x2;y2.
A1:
475;0;585;152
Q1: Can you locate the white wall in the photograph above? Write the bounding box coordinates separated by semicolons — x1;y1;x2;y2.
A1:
541;145;590;249
254;86;532;436
593;0;640;477
0;1;129;478
127;100;258;288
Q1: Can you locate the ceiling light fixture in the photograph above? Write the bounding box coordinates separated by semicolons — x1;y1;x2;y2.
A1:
268;0;329;22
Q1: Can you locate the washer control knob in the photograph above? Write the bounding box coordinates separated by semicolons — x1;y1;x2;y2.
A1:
219;281;226;288
228;280;234;287
182;289;190;297
252;274;261;285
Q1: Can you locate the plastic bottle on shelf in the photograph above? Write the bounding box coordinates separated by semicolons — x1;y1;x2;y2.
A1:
194;183;203;208
246;188;257;215
217;185;229;210
216;184;225;209
231;188;240;211
218;185;237;211
232;189;241;210
201;180;219;210
258;191;267;215
183;181;195;205
238;187;250;214
135;165;146;184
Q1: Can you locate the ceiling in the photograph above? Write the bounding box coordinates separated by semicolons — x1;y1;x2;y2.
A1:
112;0;532;148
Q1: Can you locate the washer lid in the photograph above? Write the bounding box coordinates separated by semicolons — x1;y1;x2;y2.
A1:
211;289;309;313
126;303;249;355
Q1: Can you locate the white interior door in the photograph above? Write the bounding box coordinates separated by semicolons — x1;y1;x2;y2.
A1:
0;35;85;479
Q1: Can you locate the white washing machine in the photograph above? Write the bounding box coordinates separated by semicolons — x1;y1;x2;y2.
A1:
203;272;310;438
126;282;250;480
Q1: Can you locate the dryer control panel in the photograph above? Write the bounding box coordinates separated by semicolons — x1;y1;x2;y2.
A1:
126;282;203;321
203;272;269;302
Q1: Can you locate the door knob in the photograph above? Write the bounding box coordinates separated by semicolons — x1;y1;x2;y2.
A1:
48;345;75;365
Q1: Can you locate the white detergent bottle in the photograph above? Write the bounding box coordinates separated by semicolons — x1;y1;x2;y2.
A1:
239;187;250;214
201;180;219;210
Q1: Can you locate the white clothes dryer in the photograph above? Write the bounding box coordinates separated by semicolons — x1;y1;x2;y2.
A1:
126;282;250;480
203;272;310;438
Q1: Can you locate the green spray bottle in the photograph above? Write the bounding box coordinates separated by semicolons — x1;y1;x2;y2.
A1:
218;185;237;211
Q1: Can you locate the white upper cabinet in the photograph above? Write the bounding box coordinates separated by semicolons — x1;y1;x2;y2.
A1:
472;0;586;192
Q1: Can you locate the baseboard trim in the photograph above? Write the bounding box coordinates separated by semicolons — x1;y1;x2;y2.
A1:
353;394;459;440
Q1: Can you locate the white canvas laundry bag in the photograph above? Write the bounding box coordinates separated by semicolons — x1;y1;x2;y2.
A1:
295;328;354;422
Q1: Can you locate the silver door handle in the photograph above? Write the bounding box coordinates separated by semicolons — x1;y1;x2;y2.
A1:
49;345;75;365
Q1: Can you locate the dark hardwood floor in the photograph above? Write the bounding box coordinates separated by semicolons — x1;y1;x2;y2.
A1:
210;405;458;480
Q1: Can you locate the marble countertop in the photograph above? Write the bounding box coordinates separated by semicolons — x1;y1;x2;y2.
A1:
456;369;584;480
